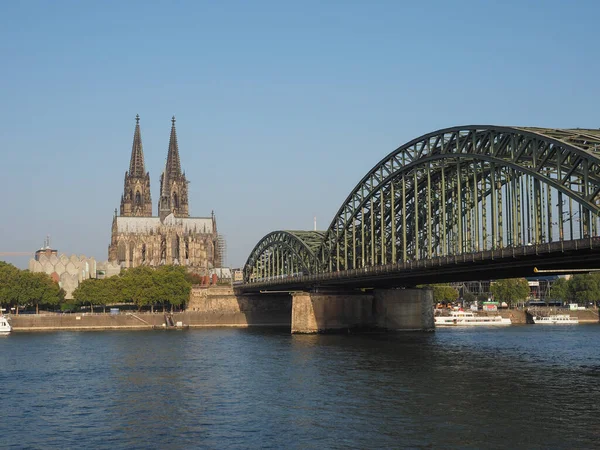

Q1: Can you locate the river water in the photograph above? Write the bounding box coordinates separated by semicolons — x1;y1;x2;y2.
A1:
1;325;599;449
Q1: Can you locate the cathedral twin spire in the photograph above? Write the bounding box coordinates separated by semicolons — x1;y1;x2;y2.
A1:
129;114;146;177
120;115;189;220
159;116;189;220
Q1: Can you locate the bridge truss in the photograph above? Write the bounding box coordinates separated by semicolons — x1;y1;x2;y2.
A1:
244;231;324;282
244;126;600;283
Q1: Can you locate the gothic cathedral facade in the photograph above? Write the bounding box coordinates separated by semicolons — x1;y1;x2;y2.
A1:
108;116;222;271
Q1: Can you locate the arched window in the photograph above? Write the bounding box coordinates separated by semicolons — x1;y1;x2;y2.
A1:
117;242;126;264
173;235;180;260
173;192;179;208
129;242;134;265
160;237;167;262
135;191;141;206
185;239;189;259
141;243;146;263
129;190;133;201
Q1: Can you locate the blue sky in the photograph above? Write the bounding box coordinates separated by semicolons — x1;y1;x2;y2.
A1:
1;0;599;268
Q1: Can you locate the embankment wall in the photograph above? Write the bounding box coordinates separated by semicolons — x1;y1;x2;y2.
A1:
10;286;292;331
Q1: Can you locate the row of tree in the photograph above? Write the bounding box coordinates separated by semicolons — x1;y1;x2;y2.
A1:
0;262;193;313
73;265;192;312
550;272;600;305
431;274;600;308
0;261;65;313
428;278;531;307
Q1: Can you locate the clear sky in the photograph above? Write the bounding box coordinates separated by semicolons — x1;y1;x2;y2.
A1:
1;0;599;269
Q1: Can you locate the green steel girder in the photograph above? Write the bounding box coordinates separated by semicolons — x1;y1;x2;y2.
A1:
243;126;600;281
243;230;325;282
318;126;600;272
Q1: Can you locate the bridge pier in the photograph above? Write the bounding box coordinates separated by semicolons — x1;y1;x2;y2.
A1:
291;288;434;334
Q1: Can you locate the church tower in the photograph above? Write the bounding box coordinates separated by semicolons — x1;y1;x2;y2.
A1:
120;115;152;217
159;116;189;220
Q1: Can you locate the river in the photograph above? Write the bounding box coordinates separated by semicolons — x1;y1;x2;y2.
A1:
1;326;599;449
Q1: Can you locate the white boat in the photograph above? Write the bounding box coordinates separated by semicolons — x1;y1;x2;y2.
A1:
0;315;12;335
532;314;579;324
435;310;511;326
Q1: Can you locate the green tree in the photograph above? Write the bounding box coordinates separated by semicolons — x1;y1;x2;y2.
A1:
432;285;459;303
120;266;159;311
17;271;63;314
156;266;191;311
0;261;20;312
490;278;530;308
73;276;128;312
549;277;570;303
463;291;476;304
568;273;600;305
74;279;104;312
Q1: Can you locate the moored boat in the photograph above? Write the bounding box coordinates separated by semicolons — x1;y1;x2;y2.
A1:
532;314;579;324
0;314;12;335
435;310;511;327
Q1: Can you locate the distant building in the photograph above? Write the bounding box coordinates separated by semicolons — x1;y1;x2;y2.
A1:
34;236;57;261
232;268;244;283
108;116;223;271
29;248;120;299
209;267;232;283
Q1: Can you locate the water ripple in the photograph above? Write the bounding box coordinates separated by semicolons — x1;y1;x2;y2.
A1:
0;326;599;448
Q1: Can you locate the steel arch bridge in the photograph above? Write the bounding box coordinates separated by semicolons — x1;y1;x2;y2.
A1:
243;231;325;282
243;125;600;285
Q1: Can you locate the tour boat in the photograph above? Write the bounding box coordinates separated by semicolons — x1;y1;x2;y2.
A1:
0;315;12;335
434;310;512;326
532;314;579;324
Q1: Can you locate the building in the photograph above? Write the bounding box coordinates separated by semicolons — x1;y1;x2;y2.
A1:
232;268;244;283
108;116;223;271
29;238;121;299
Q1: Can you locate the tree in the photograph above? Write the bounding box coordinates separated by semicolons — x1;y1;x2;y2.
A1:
432;285;459;303
463;291;476;304
73;276;128;312
490;278;530;308
74;279;104;313
0;262;20;311
155;266;191;311
17;271;63;314
549;277;570;303
568;273;600;305
120;266;157;311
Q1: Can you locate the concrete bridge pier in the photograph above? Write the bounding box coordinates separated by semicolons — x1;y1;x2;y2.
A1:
291;288;434;334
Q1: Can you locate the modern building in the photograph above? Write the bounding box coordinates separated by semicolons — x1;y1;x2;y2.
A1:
108;116;223;271
29;240;120;299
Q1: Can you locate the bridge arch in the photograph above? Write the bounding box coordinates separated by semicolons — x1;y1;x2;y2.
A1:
318;126;600;272
243;231;325;282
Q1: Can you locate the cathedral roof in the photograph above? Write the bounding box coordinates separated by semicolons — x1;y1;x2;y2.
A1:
115;214;214;234
129;114;146;178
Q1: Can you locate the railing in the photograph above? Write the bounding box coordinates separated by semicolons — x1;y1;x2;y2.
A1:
242;236;600;289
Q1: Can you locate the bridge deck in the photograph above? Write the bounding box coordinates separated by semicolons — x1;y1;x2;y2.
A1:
236;237;600;293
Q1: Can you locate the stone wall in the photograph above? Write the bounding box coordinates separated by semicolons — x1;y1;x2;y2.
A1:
10;313;158;331
10;287;292;331
291;288;434;334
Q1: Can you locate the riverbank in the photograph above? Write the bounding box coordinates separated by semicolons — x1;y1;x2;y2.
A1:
9;286;293;331
8;310;291;331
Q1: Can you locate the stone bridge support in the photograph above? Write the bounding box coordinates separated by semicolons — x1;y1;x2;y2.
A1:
291;288;434;334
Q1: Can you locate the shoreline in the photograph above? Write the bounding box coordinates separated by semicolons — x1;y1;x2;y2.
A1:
6;310;292;332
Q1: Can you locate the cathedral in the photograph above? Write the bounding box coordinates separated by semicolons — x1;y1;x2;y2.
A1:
108;115;222;271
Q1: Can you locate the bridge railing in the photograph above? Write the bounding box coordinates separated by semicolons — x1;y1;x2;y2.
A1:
242;237;600;288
